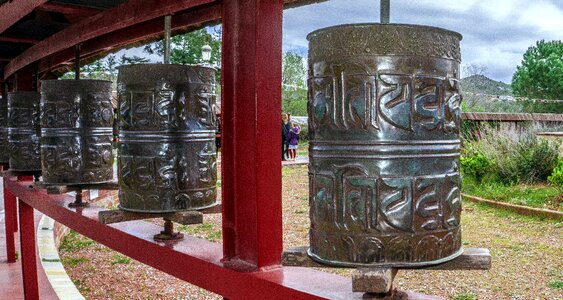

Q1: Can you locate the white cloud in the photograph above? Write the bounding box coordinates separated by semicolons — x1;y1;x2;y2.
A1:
282;0;563;83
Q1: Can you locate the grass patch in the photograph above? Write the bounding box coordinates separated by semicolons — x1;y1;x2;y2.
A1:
453;294;476;300
41;258;60;263
177;223;222;242
111;254;131;265
548;280;563;290
59;230;95;253
62;257;89;267
462;175;561;211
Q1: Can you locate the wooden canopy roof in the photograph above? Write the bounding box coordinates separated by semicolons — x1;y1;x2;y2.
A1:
0;0;324;82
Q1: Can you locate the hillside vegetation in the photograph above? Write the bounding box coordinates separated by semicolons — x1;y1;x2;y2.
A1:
461;74;512;96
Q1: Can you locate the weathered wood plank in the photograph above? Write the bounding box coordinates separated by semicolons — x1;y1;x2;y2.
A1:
282;246;492;271
34;181;119;194
98;210;203;226
352;268;397;294
423;248;491;270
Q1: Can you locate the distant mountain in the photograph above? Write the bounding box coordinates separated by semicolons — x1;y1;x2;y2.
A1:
461;75;512;96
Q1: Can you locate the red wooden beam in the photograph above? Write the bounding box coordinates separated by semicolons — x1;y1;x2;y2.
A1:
19;200;39;300
4;0;218;79
38;4;221;74
221;0;284;270
3;178;17;263
37;2;103;16
0;36;41;44
0;0;49;35
5;178;359;299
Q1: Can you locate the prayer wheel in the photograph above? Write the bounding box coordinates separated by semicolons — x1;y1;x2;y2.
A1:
40;80;114;184
307;24;463;267
0;94;8;163
7;91;41;172
117;64;218;213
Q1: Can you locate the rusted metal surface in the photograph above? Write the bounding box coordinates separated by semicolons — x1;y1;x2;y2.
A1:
7;91;41;172
307;24;463;267
40;80;114;185
117;64;217;213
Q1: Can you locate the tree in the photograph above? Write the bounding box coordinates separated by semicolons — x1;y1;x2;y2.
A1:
282;52;307;115
144;27;222;82
118;54;149;66
512;40;563;100
59;54;149;87
463;63;488;77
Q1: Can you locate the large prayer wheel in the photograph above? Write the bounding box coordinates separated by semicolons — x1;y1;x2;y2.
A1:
307;24;463;267
117;64;218;213
0;93;9;164
40;80;114;184
8;91;41;171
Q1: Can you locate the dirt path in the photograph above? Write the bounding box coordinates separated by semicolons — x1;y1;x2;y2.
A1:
59;165;562;299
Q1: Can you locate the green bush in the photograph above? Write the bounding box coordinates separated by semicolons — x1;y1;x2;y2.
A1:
515;139;560;183
461;148;493;182
548;159;563;191
465;126;560;184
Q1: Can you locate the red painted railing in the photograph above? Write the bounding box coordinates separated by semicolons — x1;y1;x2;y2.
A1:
1;1;361;299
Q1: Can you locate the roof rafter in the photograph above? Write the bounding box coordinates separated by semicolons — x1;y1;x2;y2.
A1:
36;2;103;16
4;0;217;79
0;36;41;44
38;5;221;74
0;0;49;34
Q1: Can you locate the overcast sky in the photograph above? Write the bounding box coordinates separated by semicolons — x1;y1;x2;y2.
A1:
282;0;563;83
124;0;562;84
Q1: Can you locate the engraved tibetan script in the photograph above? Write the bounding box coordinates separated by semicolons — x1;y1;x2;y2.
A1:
310;73;461;132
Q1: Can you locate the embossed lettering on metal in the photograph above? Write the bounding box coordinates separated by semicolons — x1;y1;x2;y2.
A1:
40;80;114;184
117;64;218;213
0;94;9;163
307;24;463;267
7;91;41;172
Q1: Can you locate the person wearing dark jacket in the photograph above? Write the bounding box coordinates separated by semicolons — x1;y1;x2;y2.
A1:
282;113;291;160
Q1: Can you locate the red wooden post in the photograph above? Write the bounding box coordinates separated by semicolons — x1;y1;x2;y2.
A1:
14;65;36;92
221;0;284;271
3;178;17;263
19;199;39;300
13;176;35;234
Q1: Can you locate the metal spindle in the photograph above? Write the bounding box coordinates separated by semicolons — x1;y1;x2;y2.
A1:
163;15;171;64
74;44;81;80
381;0;390;24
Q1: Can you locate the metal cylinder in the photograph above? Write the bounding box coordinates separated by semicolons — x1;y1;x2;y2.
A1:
117;64;218;213
8;91;41;171
40;80;114;184
0;92;9;163
307;24;463;267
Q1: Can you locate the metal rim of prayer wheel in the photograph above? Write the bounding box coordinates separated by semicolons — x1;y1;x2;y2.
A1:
7;91;41;172
117;64;218;213
307;23;463;267
0;94;9;163
40;80;115;185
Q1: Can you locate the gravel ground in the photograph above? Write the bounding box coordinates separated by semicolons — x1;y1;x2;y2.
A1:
59;165;562;299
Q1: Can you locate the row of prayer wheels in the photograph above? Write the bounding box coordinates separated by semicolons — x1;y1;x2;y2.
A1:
0;23;463;268
0;64;218;213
